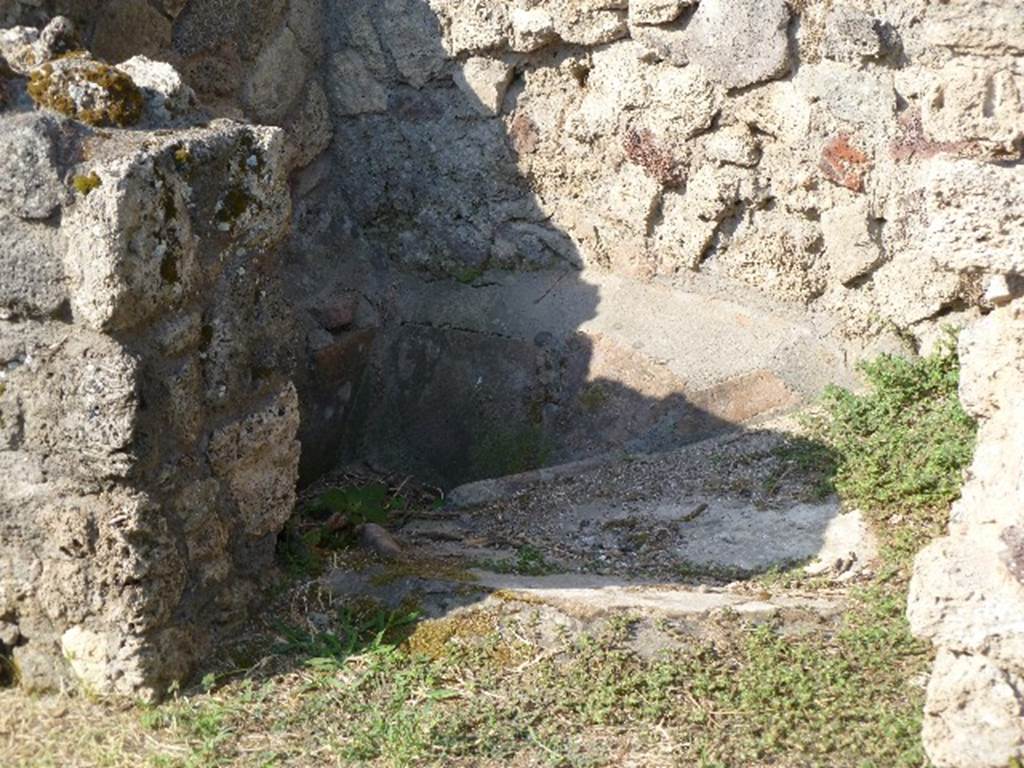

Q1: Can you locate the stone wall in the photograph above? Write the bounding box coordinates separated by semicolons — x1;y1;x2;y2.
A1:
8;0;1017;480
321;0;1021;334
0;21;299;697
908;302;1024;768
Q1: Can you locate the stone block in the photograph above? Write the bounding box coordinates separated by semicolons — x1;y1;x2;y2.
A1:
822;5;883;63
208;385;300;537
682;0;790;90
629;0;691;26
921;64;1023;155
821;200;883;285
0;215;65;319
912;159;1024;275
242;24;309;124
64;123;289;332
0;112;64;220
454;56;513;115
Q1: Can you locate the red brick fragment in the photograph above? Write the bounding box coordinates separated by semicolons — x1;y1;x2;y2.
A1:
819;134;869;192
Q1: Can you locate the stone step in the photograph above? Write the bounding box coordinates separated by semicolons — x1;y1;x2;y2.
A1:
437;423;876;582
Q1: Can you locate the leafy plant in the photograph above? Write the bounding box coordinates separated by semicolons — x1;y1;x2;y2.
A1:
274;605;421;670
805;337;976;563
277;483;405;576
307;483;395;527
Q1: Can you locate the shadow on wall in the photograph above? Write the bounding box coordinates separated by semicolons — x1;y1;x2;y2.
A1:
292;0;817;488
0;0;845;489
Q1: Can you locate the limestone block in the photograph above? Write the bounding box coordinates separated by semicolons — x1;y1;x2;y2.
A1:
63;147;198;331
64;124;289;332
682;0;790;90
983;275;1015;307
680;163;742;221
0;215;65;319
654;190;719;270
912;159;1024;275
640;63;720;139
717;211;826;303
550;1;628;47
0;323;138;475
242;25;309;123
286;0;324;59
921;1;1024;56
117;55;194;123
208;385;300;538
629;0;691;26
0;112;64;220
454;56;514;115
909;534;1024;665
510;7;557;51
90;0;171;62
921;652;1024;768
0;25;38;72
27;55;144;128
567;42;649;140
733;80;812;144
870;253;962;327
328;48;388;115
705;125;759;167
921;64;1023;153
821;200;883;285
285;79;333;168
377;0;447;87
821;5;882;63
797;62;896;128
596;164;661;227
430;0;509;54
629;20;689;67
175;478;231;584
1;16;78;74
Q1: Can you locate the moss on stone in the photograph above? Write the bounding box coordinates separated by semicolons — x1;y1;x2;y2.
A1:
215;186;253;226
199;324;214;352
370;559;479;587
72;172;101;195
160;250;179;284
27;59;143;127
402;611;499;660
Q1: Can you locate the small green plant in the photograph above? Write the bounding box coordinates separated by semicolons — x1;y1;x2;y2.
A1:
450;264;485;284
805;337;976;563
274;605;421;670
307;483;404;532
482;544;557;576
579;382;609;412
278;483;405;575
72;172;101;195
